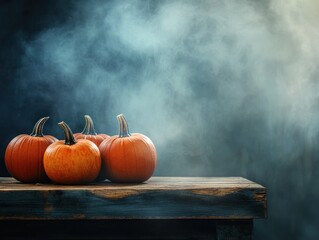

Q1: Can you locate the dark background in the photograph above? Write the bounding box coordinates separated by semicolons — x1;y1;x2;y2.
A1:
1;0;319;239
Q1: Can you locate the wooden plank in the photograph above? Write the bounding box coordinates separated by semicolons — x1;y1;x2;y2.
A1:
0;177;267;220
0;177;264;190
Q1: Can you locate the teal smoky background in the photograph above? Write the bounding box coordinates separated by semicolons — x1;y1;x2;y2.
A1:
1;0;319;239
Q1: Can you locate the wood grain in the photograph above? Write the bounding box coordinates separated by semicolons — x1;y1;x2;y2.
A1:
0;177;267;220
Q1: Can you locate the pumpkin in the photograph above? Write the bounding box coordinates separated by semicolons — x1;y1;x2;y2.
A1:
44;121;101;184
99;114;157;183
73;115;110;182
74;115;110;146
5;117;58;183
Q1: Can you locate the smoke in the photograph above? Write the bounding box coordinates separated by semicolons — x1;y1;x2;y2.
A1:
2;0;319;239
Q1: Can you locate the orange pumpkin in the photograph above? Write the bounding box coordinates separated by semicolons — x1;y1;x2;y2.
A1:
44;121;101;184
74;115;110;146
5;117;58;183
99;114;157;183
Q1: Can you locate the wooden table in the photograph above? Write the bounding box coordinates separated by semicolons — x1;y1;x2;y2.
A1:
0;177;267;240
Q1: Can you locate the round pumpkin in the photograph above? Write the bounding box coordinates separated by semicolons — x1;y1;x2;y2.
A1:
74;115;110;146
5;117;58;183
44;121;101;184
74;115;110;182
99;114;157;183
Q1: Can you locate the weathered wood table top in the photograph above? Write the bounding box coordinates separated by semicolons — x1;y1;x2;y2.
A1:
0;177;267;220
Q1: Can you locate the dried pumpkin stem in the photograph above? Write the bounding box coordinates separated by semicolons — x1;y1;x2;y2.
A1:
58;121;77;145
81;115;97;135
117;114;131;138
30;117;49;137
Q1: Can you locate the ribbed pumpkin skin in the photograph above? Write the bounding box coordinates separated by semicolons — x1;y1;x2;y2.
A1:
5;134;58;183
99;133;157;183
74;115;110;147
74;133;110;146
44;139;101;184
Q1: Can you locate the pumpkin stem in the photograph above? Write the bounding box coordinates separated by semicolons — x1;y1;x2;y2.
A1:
58;121;77;145
81;115;97;135
117;114;131;138
30;117;49;137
